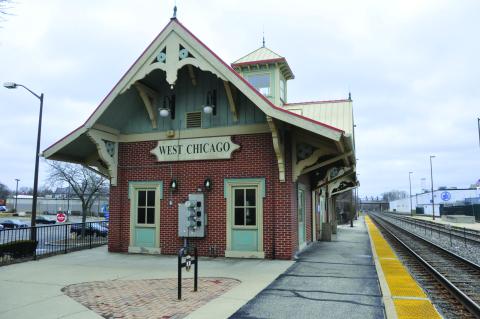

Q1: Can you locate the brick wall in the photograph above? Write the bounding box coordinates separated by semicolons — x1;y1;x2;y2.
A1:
108;133;299;259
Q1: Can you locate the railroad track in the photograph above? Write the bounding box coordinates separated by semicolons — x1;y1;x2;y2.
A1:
384;212;480;245
369;213;480;319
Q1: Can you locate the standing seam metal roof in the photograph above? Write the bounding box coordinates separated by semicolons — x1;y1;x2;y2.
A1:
284;100;353;135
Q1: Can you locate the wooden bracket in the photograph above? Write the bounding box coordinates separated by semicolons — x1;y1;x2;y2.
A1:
223;81;238;122
302;151;353;175
134;82;160;129
267;116;285;182
87;129;119;186
188;65;197;86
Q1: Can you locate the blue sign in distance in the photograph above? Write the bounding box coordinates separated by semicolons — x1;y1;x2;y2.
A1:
440;191;451;201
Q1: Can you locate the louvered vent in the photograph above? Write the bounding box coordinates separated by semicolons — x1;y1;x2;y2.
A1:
186;112;202;128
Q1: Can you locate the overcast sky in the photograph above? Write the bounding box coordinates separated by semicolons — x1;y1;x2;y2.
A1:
0;0;479;197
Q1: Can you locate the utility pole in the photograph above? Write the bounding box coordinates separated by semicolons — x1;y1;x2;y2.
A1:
430;155;436;220
14;179;20;212
409;172;413;216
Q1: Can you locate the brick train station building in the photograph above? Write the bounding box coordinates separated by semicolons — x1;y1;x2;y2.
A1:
44;17;357;260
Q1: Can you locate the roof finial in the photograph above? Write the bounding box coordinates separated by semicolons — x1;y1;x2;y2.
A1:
172;2;177;19
348;92;352;101
262;26;265;47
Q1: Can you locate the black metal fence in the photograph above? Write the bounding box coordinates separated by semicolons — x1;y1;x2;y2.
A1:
0;221;108;266
440;204;480;222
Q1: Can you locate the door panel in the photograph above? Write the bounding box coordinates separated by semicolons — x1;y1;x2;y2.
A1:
232;229;258;251
135;228;155;247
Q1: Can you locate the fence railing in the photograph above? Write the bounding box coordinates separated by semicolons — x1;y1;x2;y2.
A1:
0;221;108;266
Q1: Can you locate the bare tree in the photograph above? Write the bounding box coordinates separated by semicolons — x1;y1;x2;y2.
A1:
19;186;33;195
381;190;407;202
0;182;10;199
46;161;108;229
0;0;13;25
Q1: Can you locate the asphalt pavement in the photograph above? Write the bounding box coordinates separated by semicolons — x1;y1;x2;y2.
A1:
230;216;385;319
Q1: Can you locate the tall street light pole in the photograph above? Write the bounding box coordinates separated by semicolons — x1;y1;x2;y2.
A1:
429;155;436;221
408;172;413;216
14;178;20;212
4;82;44;241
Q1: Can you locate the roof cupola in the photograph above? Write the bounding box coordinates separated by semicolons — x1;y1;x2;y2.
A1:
232;46;294;106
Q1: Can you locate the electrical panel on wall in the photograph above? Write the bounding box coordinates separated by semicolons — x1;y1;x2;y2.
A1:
178;193;206;238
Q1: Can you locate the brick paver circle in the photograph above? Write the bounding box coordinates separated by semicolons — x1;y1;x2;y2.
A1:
62;277;240;319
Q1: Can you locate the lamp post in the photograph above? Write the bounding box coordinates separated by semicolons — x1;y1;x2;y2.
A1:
429;155;436;220
14;178;20;212
408;172;413;216
4;82;44;240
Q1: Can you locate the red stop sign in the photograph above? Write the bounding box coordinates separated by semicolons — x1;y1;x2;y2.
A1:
57;213;66;223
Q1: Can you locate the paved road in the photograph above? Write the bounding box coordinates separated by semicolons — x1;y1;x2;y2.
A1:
230;217;385;319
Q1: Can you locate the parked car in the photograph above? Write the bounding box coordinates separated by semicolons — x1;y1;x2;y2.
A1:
70;223;108;237
35;216;56;224
0;206;7;212
0;224;4;231
0;219;29;229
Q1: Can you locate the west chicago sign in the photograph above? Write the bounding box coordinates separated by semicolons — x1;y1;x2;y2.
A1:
151;136;240;162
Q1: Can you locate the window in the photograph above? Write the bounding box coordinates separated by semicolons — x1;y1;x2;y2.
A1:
280;79;285;102
137;190;156;224
247;73;270;96
234;188;257;226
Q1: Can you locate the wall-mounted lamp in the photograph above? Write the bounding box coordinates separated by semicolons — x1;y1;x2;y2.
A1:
170;179;178;191
159;95;176;119
204;178;212;190
202;90;216;115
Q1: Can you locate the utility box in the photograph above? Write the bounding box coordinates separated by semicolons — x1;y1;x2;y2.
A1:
178;193;206;238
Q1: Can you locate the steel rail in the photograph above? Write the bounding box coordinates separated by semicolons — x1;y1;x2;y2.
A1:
370;214;480;318
384;212;480;244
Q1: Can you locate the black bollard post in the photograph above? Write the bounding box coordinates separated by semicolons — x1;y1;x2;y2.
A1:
178;248;183;300
194;246;198;292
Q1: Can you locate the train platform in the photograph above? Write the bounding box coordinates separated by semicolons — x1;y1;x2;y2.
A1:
230;216;385;319
365;215;442;319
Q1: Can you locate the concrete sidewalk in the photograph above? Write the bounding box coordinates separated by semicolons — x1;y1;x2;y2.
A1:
0;247;292;319
230;216;385;319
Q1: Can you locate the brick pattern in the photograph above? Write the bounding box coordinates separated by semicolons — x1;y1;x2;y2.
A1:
62;277;240;319
108;133;312;260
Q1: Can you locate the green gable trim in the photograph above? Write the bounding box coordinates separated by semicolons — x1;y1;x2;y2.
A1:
224;178;266;198
128;181;164;199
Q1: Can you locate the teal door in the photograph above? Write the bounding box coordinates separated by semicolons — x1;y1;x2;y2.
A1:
231;187;259;251
134;189;156;248
298;189;306;247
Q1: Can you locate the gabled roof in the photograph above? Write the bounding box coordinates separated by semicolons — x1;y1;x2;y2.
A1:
231;46;294;80
44;18;343;158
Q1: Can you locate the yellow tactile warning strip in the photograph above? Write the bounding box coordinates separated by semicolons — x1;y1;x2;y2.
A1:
365;216;442;319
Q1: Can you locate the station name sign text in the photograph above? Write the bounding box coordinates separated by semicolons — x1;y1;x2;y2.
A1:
150;136;240;162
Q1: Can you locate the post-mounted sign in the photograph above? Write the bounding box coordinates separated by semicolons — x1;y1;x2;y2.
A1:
151;136;240;162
